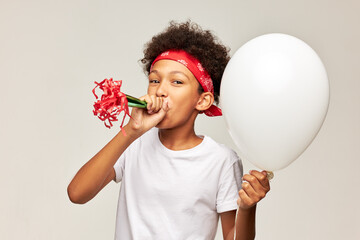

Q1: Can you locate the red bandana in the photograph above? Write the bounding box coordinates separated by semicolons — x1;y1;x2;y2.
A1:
150;50;222;117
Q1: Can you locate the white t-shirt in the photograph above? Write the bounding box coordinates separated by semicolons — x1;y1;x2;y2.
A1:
113;128;243;240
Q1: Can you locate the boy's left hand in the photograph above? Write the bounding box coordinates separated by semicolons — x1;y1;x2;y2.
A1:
237;170;270;210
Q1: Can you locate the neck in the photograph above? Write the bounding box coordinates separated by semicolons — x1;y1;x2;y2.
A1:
158;120;202;151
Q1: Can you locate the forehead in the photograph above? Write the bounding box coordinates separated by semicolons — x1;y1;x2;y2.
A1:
150;60;196;80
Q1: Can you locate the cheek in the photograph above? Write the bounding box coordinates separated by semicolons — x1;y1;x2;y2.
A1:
170;96;197;113
166;95;187;111
147;87;155;95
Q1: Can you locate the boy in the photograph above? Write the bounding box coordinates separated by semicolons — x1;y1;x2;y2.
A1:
68;21;270;240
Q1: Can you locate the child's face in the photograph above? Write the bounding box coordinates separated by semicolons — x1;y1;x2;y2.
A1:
147;59;202;129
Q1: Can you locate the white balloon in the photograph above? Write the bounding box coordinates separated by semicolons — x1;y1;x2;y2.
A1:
220;33;330;171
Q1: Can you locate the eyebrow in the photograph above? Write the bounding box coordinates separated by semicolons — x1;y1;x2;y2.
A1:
150;70;190;80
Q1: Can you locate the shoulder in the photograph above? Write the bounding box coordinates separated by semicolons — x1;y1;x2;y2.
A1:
204;135;238;157
202;135;240;166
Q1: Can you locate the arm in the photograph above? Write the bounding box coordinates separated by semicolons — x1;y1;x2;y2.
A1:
221;170;270;240
67;124;141;204
221;207;256;240
67;95;169;204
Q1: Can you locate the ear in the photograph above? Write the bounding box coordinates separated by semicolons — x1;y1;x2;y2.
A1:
196;92;214;112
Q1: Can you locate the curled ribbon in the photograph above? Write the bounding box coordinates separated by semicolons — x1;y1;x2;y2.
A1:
92;78;131;132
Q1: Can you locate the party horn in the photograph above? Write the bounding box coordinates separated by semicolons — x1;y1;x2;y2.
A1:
126;94;147;108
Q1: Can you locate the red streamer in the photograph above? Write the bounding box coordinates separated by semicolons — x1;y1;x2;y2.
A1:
92;78;131;132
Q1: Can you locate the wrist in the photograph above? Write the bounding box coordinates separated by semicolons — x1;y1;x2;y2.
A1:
122;124;144;139
238;204;257;214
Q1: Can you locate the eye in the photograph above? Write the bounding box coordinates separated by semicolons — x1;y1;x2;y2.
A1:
173;80;183;84
149;79;160;84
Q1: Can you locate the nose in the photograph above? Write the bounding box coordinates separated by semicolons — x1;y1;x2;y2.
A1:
156;81;167;97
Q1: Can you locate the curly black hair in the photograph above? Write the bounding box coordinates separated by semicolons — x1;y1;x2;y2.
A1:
141;20;230;104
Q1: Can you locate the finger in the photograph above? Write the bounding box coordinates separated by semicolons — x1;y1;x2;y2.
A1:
154;97;162;112
149;95;157;113
238;189;253;208
139;95;146;101
147;99;168;124
242;173;267;196
162;98;169;111
153;96;159;112
160;97;164;110
241;181;261;202
250;170;270;191
142;95;153;112
243;174;266;195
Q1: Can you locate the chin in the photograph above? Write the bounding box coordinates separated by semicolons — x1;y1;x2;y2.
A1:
155;115;179;130
155;119;172;129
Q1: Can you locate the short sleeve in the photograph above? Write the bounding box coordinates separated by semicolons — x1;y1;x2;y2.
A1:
113;153;125;183
216;157;243;213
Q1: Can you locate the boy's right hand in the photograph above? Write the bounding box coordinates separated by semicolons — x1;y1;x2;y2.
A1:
126;95;169;134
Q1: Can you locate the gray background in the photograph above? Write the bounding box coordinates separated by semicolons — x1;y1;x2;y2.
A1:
1;0;359;239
